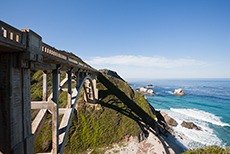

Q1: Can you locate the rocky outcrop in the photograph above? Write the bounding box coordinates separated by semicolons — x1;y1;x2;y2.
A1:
155;110;177;136
99;69;125;82
181;121;202;131
147;84;153;87
136;86;148;93
136;87;154;95
147;89;154;95
140;87;148;93
173;88;187;95
160;111;177;126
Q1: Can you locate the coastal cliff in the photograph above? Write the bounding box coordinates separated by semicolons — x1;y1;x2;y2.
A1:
64;71;157;153
31;69;159;153
30;58;230;154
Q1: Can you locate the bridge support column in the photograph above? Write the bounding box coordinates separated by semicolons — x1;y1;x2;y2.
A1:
67;69;72;108
43;71;48;101
52;69;59;154
77;70;80;88
82;70;85;79
58;71;60;90
83;80;90;103
92;74;98;100
0;53;34;154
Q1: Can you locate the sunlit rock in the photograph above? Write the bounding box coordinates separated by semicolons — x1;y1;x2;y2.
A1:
173;88;187;95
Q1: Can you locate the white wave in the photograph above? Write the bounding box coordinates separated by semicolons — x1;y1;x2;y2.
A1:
170;108;230;127
173;127;224;150
166;91;173;94
161;109;226;149
174;124;223;148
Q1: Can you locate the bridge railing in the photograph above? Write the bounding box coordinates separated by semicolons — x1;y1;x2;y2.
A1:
0;20;25;49
42;42;68;60
42;42;92;70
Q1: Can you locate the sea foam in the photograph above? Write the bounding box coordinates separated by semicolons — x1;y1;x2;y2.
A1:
174;123;223;148
170;108;230;127
165;91;173;94
163;108;227;149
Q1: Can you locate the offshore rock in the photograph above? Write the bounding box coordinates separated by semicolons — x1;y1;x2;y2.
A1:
140;87;148;93
136;86;148;93
147;89;154;95
173;88;187;95
147;84;153;87
181;121;202;131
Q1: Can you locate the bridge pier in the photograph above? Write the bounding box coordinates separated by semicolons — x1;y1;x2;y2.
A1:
83;80;91;103
52;69;59;154
67;69;72;108
0;53;34;154
83;75;98;104
43;71;48;101
92;75;98;100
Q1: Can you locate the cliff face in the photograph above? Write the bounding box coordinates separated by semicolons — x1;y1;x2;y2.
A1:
31;70;156;153
99;69;125;82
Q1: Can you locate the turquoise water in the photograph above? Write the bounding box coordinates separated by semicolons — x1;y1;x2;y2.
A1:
129;79;230;149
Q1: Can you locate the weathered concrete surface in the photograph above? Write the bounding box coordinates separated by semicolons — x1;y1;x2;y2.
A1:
0;53;34;154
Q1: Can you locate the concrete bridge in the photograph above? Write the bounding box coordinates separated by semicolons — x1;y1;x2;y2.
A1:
0;20;98;154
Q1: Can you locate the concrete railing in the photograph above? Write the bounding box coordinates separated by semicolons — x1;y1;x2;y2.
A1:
0;20;25;49
42;42;92;70
42;42;68;60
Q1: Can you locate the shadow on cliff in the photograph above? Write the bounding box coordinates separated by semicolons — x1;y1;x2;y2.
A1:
97;73;186;154
97;73;155;130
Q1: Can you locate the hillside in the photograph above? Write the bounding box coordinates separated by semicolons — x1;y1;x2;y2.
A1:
31;69;157;153
99;69;125;82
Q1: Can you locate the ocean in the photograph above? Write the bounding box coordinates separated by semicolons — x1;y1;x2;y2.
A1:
129;79;230;150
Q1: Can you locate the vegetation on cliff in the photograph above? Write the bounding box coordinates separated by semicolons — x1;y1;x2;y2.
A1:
31;69;156;153
183;145;230;154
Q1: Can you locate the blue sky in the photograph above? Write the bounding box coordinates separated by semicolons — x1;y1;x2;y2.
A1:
1;0;230;79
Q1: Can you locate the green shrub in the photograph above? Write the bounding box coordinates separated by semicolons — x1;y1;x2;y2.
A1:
183;145;230;154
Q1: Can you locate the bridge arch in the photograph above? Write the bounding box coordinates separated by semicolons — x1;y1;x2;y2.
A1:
77;75;97;105
57;73;98;153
